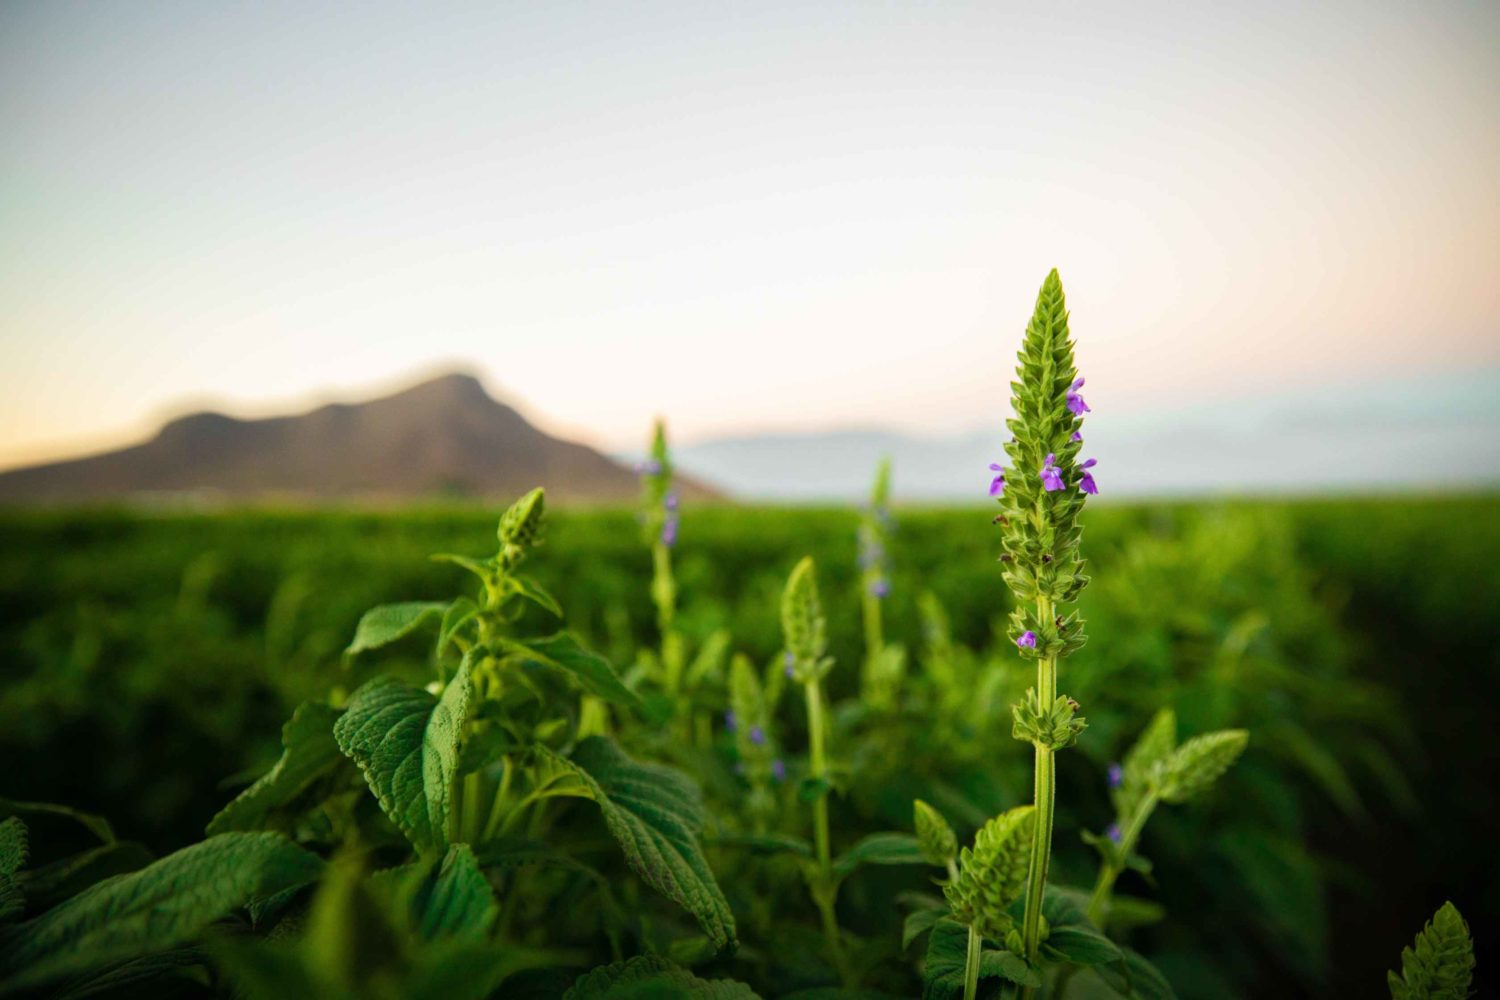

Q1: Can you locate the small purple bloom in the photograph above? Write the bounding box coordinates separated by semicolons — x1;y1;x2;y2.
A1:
988;462;1006;497
869;578;889;599
1070;431;1082;442
784;650;796;677
636;459;662;476
1040;454;1065;492
724;709;737;732
1079;458;1098;496
1016;630;1037;649
1107;822;1123;844
664;490;680;511
661;514;678;547
771;758;787;782
1107;762;1124;788
749;724;765;745
1066;377;1090;416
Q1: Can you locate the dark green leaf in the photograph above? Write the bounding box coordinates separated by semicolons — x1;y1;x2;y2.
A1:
564;954;760;999
511;575;563;617
903;905;947;949
0;832;323;994
922;918;1037;1000
345;602;449;659
832;832;925;877
333;658;472;854
19;841;155;911
1;816;27;921
208;702;344;835
0;797;115;845
1041;926;1123;967
496;633;641;710
707;832;814;858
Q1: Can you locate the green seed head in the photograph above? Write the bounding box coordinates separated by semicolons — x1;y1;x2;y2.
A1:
780;557;828;679
913;799;957;867
497;488;546;565
944;804;1035;940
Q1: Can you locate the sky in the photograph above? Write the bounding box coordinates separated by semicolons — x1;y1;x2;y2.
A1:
2;1;1497;475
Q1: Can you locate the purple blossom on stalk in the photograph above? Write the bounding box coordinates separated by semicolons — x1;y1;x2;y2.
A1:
1107;822;1123;844
660;514;679;548
635;459;662;476
1079;458;1099;496
784;650;795;677
1016;630;1038;649
724;709;737;732
1040;454;1065;492
869;578;890;599
1066;376;1090;416
1070;431;1082;442
988;463;1006;497
749;725;765;745
664;490;680;511
1107;762;1124;788
771;758;787;782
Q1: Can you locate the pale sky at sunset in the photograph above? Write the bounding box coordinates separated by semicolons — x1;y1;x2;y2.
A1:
2;1;1497;473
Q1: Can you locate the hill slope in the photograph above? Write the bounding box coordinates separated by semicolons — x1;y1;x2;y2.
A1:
0;373;716;504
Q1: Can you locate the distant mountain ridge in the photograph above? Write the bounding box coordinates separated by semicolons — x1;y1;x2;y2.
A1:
0;373;719;504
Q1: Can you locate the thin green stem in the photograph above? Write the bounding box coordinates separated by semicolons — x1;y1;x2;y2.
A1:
804;678;852;986
962;922;983;1000
1085;791;1158;927
1020;596;1057;1000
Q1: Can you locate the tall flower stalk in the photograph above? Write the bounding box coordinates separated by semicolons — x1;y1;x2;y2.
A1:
858;457;900;710
638;419;683;693
991;270;1096;993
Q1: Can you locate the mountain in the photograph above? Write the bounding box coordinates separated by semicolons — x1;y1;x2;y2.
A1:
0;373;720;505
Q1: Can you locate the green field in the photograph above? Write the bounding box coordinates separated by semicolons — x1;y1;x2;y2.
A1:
1;496;1494;997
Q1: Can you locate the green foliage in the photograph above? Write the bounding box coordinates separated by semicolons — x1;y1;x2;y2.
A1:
0;816;28;921
922;918;1038;999
0;832;322;995
207;700;345;835
1012;689;1088;749
782;556;830;681
944;805;1035;940
564;953;760;999
1156;730;1250;804
913;799;957;868
1388;902;1474;1000
345;602;449;659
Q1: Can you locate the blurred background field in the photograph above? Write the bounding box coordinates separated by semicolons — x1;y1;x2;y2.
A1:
2;495;1494;997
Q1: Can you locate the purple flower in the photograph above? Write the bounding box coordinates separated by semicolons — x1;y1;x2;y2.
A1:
664;490;680;511
724;709;737;732
771;758;787;782
784;650;796;677
858;541;884;570
661;514;678;547
1066;377;1090;416
988;463;1006;497
1079;458;1098;496
1016;630;1038;649
749;724;765;745
1040;454;1065;492
636;459;662;476
1107;822;1123;844
1070;431;1082;443
1107;762;1124;788
869;578;890;599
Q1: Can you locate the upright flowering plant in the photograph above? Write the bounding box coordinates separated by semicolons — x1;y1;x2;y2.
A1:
990;269;1097;989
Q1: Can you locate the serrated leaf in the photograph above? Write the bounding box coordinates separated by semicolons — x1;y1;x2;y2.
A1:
345;601;449;659
496;633;642;710
1389;901;1473;1000
370;844;497;942
0;832;323;994
923;919;1038;999
541;737;736;951
1156;730;1248;803
18;841;155;911
334;657;472;854
208;702;344;835
564;954;760;999
832;832;926;878
510;575;563;617
1;816;28;921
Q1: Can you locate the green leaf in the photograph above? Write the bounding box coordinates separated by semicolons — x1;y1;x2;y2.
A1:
496;633;642;710
1;816;28;921
903;905;947;949
1388;901;1474;1000
510;575;563;617
1041;925;1123;966
706;832;813;858
542;736;737;951
564;954;760;999
207;701;344;835
437;597;480;657
345;601;449;659
334;657;472;854
432;552;496;582
832;832;926;877
1119;946;1178;1000
0;832;323;994
0;797;115;845
1156;730;1249;803
922;918;1037;999
18;841;155;911
370;844;497;942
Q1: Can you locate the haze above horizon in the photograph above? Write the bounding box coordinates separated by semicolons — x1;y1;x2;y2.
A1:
3;1;1497;477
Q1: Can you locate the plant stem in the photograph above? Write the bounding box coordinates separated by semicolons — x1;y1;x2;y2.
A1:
861;583;883;696
962;922;983;1000
1019;595;1057;1000
804;678;852;985
1085;791;1159;927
